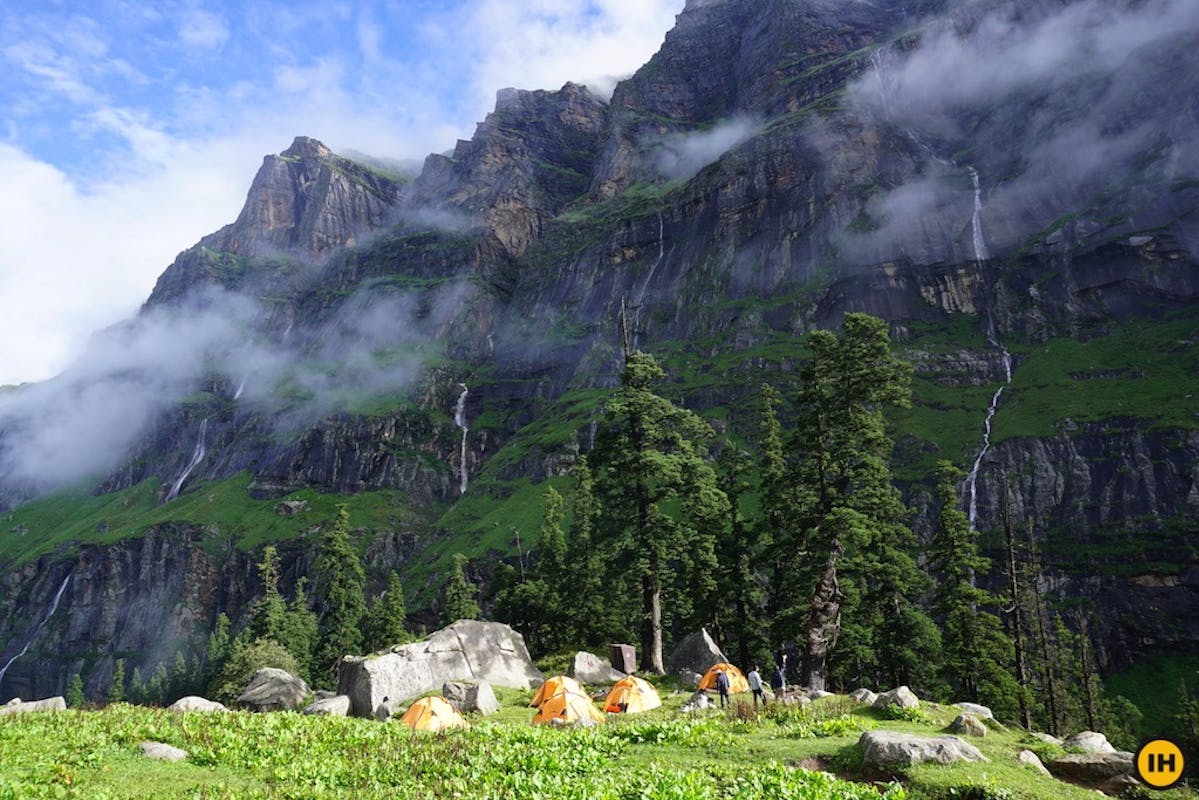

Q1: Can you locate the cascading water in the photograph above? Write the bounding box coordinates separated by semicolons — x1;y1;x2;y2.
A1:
0;574;71;699
233;374;248;400
965;323;1013;529
633;211;667;349
164;418;209;502
869;49;890;114
454;384;469;495
968;167;990;262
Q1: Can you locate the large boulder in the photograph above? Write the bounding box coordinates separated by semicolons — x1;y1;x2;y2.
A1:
850;688;878;704
442;681;500;715
1018;749;1052;776
873;686;920;710
0;697;66;715
609;644;636;675
955;702;994;721
168;696;228;713
1049;751;1135;783
236;667;310;711
338;620;542;718
667;629;727;676
567;651;625;684
949;713;988;737
139;742;188;762
860;731;988;768
677;669;703;688
1062;731;1117;754
303;695;351;716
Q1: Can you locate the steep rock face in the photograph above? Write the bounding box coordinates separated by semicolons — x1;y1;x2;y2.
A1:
0;525;320;703
412;83;607;258
146;137;405;306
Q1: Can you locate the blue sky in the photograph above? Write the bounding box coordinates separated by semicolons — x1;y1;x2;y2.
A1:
0;0;683;385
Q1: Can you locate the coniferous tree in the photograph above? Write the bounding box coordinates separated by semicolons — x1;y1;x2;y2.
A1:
366;570;411;650
201;613;232;691
169;651;189;702
315;505;367;675
249;546;288;642
714;445;769;669
590;350;729;674
562;458;617;648
758;384;791;650
774;313;928;691
443;552;481;624
108;658;126;704
495;487;568;655
278;576;319;680
930;461;1018;717
65;673;84;708
147;663;168;705
129;666;146;704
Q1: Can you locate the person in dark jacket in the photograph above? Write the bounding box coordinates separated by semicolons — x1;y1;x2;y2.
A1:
771;663;786;695
714;668;731;708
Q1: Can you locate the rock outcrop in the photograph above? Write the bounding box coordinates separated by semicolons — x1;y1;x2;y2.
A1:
667;629;727;677
139;742;188;762
567;651;625;684
949;713;988;737
442;681;500;716
1062;731;1117;754
873;686;920;711
303;695;351;716
236;668;310;712
338;620;542;717
1048;752;1136;784
168;696;228;713
860;731;987;768
0;696;65;715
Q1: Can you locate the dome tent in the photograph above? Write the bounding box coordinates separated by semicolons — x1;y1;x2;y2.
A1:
399;696;469;732
603;676;662;714
531;689;605;727
698;663;749;694
529;675;585;708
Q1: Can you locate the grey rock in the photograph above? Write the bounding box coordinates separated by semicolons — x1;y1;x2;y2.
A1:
1049;751;1135;783
872;686;920;710
809;689;836;700
667;628;727;676
303;695;351;716
955;702;994;720
949;713;988;737
677;669;703;688
275;500;309;516
1098;773;1142;794
1031;732;1063;746
442;681;500;715
139;741;188;762
1062;731;1117;754
777;689;811;707
236;667;310;711
338;620;542;717
681;690;713;713
850;688;878;704
1017;749;1052;776
0;696;66;715
860;731;988;768
168;696;228;713
609;644;637;675
567;651;625;684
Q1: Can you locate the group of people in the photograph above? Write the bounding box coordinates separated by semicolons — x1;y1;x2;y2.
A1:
710;663;787;709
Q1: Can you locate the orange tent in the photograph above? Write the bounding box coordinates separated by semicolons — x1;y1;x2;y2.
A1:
531;689;605;726
698;663;749;693
399;696;468;732
603;676;662;714
529;675;585;708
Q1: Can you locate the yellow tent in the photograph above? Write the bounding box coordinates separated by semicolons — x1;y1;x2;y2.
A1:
531;689;605;726
603;676;662;714
529;675;585;708
399;696;469;732
698;663;749;694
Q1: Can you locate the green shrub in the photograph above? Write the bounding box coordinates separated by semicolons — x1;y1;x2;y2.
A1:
210;637;301;703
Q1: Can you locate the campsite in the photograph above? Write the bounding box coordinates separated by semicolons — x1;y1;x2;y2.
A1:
2;665;1181;800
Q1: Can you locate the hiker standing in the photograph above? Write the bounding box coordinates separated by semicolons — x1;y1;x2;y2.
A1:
715;668;731;708
771;663;786;696
748;666;766;708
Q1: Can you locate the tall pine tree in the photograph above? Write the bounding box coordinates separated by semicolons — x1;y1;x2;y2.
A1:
590;350;728;674
366;571;411;650
714;445;769;669
443;553;481;624
930;461;1018;717
315;505;367;676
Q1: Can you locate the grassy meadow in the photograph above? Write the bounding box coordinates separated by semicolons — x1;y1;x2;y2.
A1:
2;684;1190;800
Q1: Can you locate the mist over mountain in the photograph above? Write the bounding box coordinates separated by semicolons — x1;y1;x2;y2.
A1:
1;0;1196;714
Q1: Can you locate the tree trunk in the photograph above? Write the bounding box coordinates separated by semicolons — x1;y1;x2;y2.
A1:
641;572;664;674
802;546;841;691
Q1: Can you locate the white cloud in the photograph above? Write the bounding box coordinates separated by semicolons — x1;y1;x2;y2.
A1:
178;8;230;49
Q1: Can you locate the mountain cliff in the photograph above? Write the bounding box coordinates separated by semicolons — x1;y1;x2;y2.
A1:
1;0;1197;704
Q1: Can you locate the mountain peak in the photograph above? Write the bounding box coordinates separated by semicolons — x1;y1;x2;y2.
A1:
281;136;333;160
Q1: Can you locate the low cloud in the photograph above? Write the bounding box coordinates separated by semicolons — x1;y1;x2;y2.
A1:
653;116;760;181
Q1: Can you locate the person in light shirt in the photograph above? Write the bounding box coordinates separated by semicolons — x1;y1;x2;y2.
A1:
747;666;766;707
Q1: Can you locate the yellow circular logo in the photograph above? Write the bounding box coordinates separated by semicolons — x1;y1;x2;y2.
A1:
1135;739;1185;789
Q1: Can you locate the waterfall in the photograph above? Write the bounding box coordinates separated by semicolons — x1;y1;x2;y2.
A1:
282;322;294;342
487;332;494;356
164;418;209;502
0;574;70;699
869;49;890;114
454;384;469;495
633;211;667;349
968;166;990;262
233;374;248;400
965;324;1013;529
